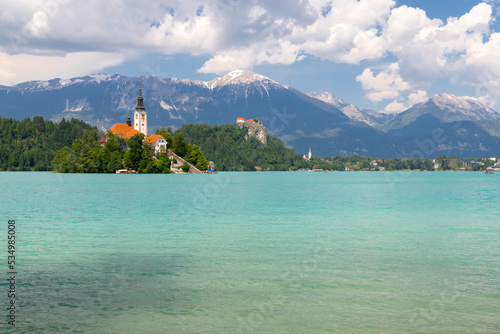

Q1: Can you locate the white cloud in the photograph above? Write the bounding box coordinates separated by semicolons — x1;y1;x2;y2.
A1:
381;3;494;86
407;90;429;107
199;40;304;75
248;6;267;23
356;2;500;109
0;51;125;85
356;63;409;102
0;0;397;80
384;100;406;113
198;50;255;75
146;11;218;54
383;90;429;113
294;0;394;63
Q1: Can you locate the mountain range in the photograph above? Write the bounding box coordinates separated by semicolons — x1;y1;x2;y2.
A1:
1;70;499;158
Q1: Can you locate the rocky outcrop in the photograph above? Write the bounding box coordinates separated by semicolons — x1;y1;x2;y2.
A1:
236;120;267;145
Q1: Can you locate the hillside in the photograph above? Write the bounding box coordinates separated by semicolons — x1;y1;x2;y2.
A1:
0;116;97;171
177;123;309;171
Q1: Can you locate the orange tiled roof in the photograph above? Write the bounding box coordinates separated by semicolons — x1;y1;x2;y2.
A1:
122;129;141;139
237;117;245;121
146;135;165;143
107;123;143;139
109;123;133;136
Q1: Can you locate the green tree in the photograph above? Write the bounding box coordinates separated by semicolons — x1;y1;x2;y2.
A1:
0;116;95;171
124;134;152;171
172;132;188;157
471;163;481;171
332;161;345;171
185;144;208;170
104;132;122;152
180;161;191;173
52;147;78;173
145;158;172;173
107;151;124;172
436;155;449;170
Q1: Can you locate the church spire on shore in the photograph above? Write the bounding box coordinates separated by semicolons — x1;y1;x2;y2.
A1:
303;146;312;161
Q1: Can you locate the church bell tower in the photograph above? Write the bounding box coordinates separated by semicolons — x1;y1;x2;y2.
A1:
134;86;147;136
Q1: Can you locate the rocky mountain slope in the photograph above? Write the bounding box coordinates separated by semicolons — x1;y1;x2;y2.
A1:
307;91;394;128
382;93;500;132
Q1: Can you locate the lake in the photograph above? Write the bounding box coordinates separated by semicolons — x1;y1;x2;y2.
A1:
1;171;499;333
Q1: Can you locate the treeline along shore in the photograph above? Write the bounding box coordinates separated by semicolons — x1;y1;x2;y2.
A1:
0;116;497;173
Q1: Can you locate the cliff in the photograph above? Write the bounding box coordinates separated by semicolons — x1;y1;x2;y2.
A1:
235;119;267;145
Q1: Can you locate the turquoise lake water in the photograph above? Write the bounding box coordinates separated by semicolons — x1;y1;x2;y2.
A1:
0;171;499;333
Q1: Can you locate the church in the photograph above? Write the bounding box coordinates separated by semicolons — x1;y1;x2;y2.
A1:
107;87;167;153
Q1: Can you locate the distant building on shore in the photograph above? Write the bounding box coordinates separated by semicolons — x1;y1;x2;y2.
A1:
303;147;312;161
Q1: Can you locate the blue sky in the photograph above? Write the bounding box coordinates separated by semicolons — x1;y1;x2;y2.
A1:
1;1;500;112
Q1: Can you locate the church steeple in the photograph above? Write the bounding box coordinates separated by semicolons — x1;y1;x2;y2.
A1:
133;86;148;136
136;86;145;110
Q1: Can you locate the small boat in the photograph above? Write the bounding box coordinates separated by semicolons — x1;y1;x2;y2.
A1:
116;169;137;174
485;168;494;174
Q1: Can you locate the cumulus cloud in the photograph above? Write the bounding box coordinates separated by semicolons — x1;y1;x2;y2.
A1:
199;40;304;75
381;3;492;83
407;90;429;107
353;2;500;110
248;6;267;23
383;90;429;113
356;63;410;102
0;0;397;82
384;100;407;113
293;0;394;63
0;51;125;85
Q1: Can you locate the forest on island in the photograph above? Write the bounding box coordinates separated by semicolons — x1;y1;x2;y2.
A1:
52;127;208;173
0;116;207;173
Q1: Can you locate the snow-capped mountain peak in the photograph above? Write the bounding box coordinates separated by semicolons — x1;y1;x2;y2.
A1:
206;70;278;89
11;73;123;93
86;73;120;84
428;93;500;120
307;91;347;108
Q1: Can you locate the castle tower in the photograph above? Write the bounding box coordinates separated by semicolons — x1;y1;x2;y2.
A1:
134;86;147;136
